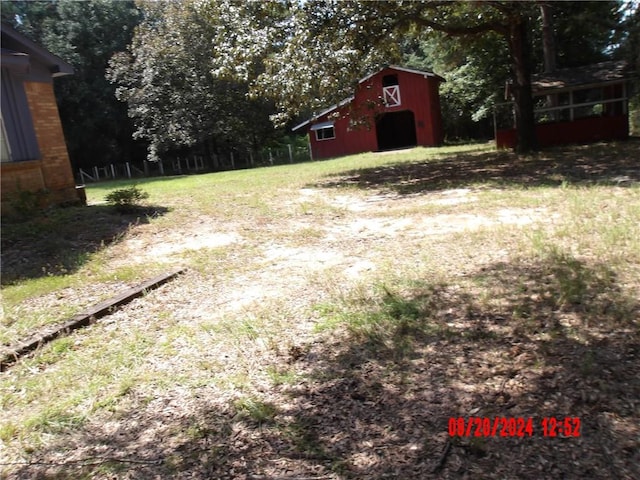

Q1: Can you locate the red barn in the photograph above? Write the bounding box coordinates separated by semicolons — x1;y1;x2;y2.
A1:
293;66;445;159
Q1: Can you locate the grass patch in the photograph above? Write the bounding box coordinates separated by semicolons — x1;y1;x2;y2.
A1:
315;282;452;359
233;396;278;425
267;366;300;386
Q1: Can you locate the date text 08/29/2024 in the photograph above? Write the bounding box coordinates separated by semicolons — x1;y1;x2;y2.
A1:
448;417;581;438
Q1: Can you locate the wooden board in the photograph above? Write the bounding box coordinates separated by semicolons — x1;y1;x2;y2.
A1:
0;267;185;371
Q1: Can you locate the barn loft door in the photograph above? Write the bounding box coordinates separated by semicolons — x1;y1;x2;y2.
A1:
383;86;401;107
382;74;401;107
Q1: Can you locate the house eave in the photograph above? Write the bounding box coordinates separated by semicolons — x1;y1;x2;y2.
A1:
1;22;74;77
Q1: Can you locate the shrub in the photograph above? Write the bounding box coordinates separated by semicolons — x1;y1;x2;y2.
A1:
105;185;149;213
7;189;50;220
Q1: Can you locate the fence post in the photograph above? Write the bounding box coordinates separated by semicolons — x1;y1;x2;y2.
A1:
307;137;313;161
288;144;293;163
248;150;254;167
93;166;100;181
173;158;181;174
159;160;165;176
79;168;95;182
230;151;235;169
110;164;116;179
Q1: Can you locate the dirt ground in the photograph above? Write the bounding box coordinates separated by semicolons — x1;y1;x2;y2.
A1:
2;143;640;479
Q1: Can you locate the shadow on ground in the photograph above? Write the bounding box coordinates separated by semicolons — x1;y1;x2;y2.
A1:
9;250;639;479
315;139;640;194
1;204;169;284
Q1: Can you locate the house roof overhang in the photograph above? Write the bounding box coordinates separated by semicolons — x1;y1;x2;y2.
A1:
504;61;633;99
531;60;631;94
1;22;74;77
0;48;30;74
292;65;445;132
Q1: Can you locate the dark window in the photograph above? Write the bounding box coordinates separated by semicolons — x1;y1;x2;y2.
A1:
0;68;40;162
382;74;399;87
315;126;335;141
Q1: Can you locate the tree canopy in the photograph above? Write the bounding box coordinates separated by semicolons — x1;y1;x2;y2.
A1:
3;0;637;162
108;0;279;162
209;0;633;152
2;0;142;168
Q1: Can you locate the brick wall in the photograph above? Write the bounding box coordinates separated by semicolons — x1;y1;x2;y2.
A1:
24;81;77;199
1;80;80;211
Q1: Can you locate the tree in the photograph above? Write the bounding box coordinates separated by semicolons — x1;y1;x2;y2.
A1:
550;1;623;68
2;0;143;169
403;31;510;141
222;1;629;153
106;0;633;160
213;1;541;152
616;1;640;70
48;0;142;168
616;1;640;133
0;1;57;42
108;0;278;163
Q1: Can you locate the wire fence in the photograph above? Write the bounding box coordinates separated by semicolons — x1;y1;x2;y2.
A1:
76;143;311;183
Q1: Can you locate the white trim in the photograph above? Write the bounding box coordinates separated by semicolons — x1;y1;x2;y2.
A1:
383;85;401;107
314;125;335;141
359;65;444;84
310;121;335;131
292;96;354;131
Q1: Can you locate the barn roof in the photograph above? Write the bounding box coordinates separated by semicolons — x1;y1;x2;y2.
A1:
358;65;445;84
292;65;443;132
530;60;632;94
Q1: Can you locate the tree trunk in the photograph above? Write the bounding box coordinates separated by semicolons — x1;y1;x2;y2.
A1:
539;2;557;73
508;16;538;153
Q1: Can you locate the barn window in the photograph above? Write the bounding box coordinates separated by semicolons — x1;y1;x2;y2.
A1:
311;121;335;141
383;74;398;87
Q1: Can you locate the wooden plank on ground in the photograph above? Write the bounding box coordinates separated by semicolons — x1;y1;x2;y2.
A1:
0;267;186;371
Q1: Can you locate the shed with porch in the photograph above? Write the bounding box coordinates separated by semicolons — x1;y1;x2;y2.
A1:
495;61;633;149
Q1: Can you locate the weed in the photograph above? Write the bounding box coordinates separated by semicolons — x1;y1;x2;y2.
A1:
0;421;18;442
267;366;299;386
313;282;445;359
35;337;76;365
24;405;86;435
185;421;211;440
6;189;50;219
233;396;277;425
105;185;149;213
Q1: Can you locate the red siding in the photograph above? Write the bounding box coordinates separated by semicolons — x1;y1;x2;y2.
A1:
307;67;444;159
496;115;629;149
